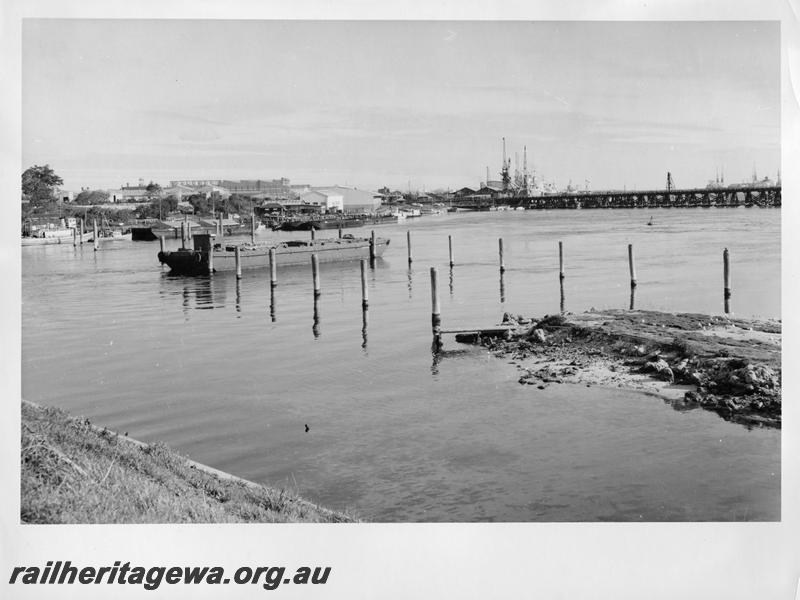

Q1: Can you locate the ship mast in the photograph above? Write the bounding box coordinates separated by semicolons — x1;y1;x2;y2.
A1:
501;137;510;192
523;145;529;196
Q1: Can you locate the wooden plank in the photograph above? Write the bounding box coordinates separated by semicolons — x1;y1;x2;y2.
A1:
440;326;516;334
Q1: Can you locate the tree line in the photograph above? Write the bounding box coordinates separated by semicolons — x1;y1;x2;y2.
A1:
22;165;260;223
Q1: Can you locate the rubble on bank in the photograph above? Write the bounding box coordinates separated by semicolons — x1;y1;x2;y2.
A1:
456;310;781;428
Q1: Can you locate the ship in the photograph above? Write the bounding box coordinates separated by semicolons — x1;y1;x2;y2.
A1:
157;233;390;275
132;218;250;241
276;217;365;231
275;213;398;231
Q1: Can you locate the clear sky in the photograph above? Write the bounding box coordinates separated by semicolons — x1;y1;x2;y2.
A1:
22;20;779;192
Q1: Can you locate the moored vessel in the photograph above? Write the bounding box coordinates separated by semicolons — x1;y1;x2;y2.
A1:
158;233;390;275
21;229;93;246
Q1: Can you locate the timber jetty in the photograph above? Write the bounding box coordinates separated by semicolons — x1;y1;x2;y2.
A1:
453;185;781;211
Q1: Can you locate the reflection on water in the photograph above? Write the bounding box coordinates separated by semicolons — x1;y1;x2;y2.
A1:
430;347;440;376
163;273;229;313
499;271;506;305
195;277;214;310
182;281;189;315
431;347;476;377
361;308;368;351
312;295;321;339
449;267;454;296
270;284;276;322
235;278;241;314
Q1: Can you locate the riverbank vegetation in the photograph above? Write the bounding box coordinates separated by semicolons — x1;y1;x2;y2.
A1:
21;401;356;523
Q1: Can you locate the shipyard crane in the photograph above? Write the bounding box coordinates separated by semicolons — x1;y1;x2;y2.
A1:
501;137;511;191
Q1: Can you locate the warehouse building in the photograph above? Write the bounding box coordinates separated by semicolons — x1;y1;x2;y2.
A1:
312;186;382;213
299;190;344;212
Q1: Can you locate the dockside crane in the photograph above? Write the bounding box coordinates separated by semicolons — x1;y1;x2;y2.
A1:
501;137;511;191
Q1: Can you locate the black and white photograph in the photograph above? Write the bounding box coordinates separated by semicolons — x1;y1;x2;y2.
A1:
2;1;798;598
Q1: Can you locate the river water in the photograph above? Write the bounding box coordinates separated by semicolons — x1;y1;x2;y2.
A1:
21;208;780;521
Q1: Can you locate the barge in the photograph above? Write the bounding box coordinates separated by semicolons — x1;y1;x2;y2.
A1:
277;218;364;232
158;233;390;275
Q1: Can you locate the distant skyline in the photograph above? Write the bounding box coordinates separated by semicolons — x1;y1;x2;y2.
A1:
23;20;779;193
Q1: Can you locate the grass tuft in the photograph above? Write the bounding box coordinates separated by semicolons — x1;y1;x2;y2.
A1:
21;401;358;524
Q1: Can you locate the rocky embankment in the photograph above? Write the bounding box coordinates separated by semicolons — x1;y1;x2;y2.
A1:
456;310;781;428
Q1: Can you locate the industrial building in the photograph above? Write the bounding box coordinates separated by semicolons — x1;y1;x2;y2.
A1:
298;190;344;212
311;186;382;213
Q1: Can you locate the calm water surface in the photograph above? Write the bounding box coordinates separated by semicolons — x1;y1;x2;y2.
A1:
21;209;781;521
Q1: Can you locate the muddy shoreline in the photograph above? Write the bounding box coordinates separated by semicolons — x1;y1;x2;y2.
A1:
456;310;781;428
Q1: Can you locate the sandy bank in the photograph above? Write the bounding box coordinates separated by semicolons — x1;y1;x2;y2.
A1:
456;310;781;428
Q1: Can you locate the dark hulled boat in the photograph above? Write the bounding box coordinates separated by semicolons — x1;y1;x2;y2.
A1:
157;233;390;275
277;217;365;231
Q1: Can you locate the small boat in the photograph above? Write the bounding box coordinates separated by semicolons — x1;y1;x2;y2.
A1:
398;207;421;218
158;233;390;275
647;217;653;226
97;217;132;241
21;229;92;246
99;230;132;242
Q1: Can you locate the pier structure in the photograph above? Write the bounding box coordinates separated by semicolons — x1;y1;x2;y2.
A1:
452;185;781;210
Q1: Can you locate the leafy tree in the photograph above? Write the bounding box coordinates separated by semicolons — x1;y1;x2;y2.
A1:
186;193;211;215
63;205;134;225
135;203;158;220
144;182;163;218
137;195;178;220
74;189;110;205
145;181;162;199
162;195;179;213
84;206;108;221
22;164;63;205
227;193;257;216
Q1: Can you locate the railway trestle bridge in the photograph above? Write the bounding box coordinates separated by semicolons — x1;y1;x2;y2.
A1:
452;186;781;210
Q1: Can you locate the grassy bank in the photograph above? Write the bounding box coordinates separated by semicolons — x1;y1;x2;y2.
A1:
21;401;357;523
460;309;781;428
